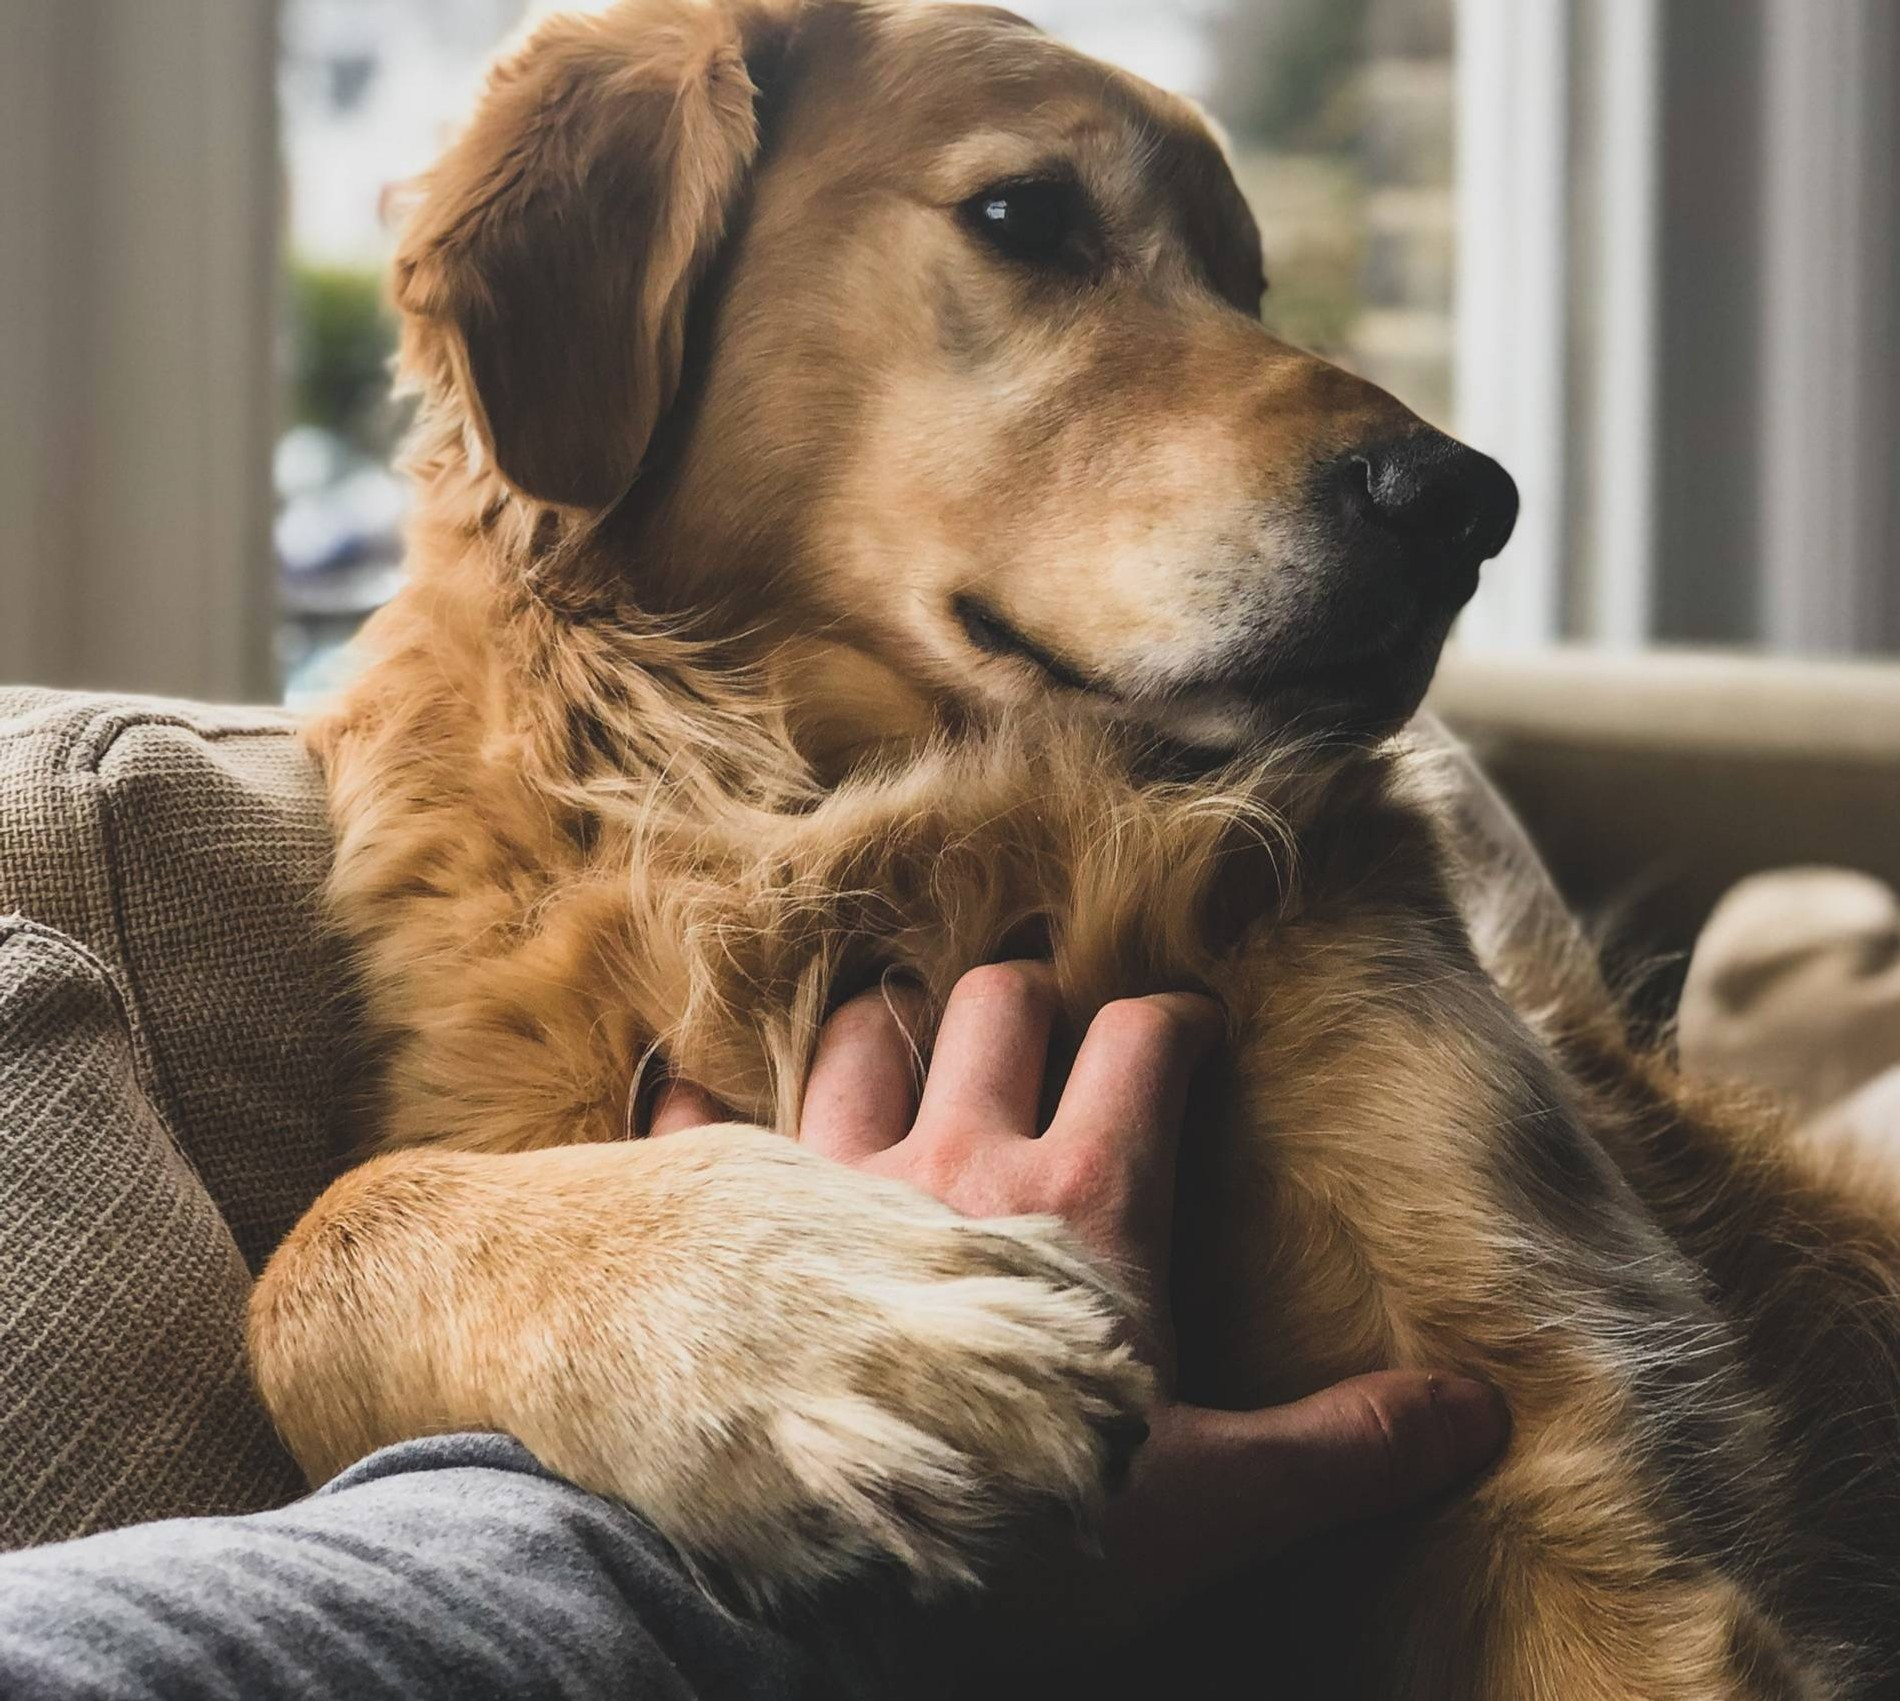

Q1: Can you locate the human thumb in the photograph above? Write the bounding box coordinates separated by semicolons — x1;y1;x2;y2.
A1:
1110;1372;1510;1603
1242;1370;1511;1548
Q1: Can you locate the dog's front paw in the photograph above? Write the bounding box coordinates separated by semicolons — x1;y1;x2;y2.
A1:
519;1128;1154;1610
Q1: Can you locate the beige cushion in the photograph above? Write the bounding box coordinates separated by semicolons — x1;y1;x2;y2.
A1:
1431;649;1900;960
0;687;355;1546
1679;868;1900;1121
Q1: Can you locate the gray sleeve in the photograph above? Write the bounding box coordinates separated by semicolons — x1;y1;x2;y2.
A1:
0;1434;830;1701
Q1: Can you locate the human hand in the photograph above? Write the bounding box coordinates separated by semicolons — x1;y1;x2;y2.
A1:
652;961;1509;1625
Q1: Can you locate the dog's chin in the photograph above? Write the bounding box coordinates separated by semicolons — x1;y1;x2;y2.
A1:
1116;640;1445;764
1116;688;1412;774
946;592;1444;761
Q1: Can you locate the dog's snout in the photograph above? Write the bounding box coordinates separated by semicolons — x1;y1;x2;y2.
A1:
1342;434;1520;565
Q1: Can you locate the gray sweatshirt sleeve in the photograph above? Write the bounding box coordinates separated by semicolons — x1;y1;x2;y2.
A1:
0;1433;835;1701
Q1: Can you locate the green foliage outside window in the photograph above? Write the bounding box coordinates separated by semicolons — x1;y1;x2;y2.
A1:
287;262;398;455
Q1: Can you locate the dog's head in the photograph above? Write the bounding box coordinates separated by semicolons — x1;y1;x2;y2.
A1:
396;0;1516;750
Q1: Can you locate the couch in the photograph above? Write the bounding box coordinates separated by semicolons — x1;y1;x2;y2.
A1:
4;656;1896;1548
0;688;352;1546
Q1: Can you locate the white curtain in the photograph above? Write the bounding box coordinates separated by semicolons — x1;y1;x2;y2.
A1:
1452;0;1900;659
0;0;281;702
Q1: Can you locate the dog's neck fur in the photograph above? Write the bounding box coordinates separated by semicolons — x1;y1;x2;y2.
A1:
382;374;952;783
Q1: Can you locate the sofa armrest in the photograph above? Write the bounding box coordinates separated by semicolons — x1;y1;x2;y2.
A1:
0;918;304;1547
0;687;353;1268
1428;649;1900;960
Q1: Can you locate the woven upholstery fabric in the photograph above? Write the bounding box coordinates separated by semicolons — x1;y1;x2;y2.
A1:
0;687;356;1547
0;921;307;1542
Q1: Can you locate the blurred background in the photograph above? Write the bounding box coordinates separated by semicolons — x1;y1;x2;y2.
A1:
3;0;1896;702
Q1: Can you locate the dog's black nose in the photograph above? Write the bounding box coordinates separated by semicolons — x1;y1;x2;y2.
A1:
1342;433;1519;564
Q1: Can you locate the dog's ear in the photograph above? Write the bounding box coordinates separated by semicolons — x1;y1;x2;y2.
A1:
393;0;783;510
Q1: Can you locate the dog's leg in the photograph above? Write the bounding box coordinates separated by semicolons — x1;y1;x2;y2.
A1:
1185;910;1853;1696
249;1126;1151;1611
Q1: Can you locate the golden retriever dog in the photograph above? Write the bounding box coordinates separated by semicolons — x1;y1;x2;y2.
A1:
249;0;1900;1693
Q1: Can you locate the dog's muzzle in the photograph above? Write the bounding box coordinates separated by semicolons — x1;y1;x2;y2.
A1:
1223;429;1520;733
1334;430;1520;604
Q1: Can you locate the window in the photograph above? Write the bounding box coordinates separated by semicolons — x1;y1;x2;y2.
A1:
1028;0;1458;416
273;0;1900;703
278;0;526;701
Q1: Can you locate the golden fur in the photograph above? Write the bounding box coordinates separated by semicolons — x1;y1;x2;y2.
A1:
250;3;1900;1694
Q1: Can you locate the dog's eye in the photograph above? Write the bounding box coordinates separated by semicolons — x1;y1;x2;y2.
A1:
960;178;1090;268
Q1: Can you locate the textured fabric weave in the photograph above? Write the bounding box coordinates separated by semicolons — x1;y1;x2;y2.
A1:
0;688;356;1547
